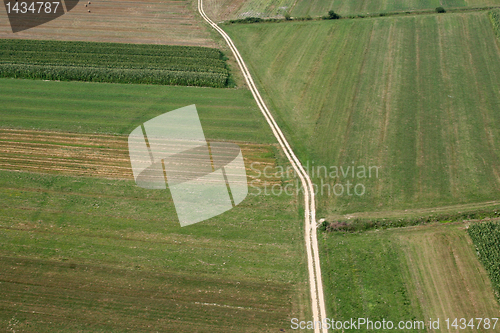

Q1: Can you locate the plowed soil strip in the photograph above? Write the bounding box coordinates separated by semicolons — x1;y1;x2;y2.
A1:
0;128;281;184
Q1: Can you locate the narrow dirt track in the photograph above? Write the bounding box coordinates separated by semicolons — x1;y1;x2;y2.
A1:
197;2;328;331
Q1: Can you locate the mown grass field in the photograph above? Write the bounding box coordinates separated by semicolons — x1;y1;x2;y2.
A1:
0;78;311;332
0;78;273;142
225;12;500;217
0;0;216;47
321;223;500;332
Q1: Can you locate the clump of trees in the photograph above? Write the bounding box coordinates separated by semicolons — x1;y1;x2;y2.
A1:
436;6;446;13
326;10;341;19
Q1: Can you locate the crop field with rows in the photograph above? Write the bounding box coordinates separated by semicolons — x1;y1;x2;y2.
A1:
468;221;500;302
0;39;230;87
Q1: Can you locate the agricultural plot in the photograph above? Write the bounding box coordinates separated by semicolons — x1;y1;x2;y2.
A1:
0;78;273;140
225;12;500;217
468;221;500;302
0;39;230;87
321;223;500;332
291;0;500;17
0;78;310;331
205;0;500;20
0;0;215;47
205;0;293;20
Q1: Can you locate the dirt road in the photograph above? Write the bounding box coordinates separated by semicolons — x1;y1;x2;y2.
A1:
197;2;328;332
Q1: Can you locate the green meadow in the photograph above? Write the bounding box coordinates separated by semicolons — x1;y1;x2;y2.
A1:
225;12;500;216
320;223;500;332
0;78;273;143
0;79;310;332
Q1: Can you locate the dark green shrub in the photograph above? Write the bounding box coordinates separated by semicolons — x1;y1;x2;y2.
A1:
436;6;446;13
327;10;340;19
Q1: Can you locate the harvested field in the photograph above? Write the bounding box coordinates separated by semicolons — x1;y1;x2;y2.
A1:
0;128;283;185
0;0;216;47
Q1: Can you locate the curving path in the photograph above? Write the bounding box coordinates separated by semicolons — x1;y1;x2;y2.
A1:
197;2;328;332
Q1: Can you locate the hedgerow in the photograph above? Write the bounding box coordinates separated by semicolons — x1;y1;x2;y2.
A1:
467;221;500;302
320;207;500;233
0;39;230;87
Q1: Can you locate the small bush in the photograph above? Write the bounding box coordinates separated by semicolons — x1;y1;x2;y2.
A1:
327;10;341;20
284;13;291;20
229;17;263;24
321;208;500;233
436;6;446;13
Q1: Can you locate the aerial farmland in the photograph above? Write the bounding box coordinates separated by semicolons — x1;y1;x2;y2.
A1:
1;0;500;332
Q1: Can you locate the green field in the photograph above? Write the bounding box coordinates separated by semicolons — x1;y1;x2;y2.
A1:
0;79;311;332
291;0;500;17
0;40;230;87
0;78;273;142
468;221;500;302
321;223;500;332
213;0;500;20
225;12;500;217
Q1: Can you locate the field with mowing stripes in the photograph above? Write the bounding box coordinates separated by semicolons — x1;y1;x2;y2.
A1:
321;223;500;332
0;78;273;141
0;78;311;331
225;12;500;217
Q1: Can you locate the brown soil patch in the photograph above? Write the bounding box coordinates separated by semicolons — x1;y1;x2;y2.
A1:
0;128;282;185
0;0;216;47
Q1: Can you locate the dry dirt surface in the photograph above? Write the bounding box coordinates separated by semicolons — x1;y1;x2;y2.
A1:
197;1;327;331
203;0;247;22
0;128;281;182
0;0;216;46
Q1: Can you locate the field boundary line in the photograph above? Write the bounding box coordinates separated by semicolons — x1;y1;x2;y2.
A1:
197;1;328;332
